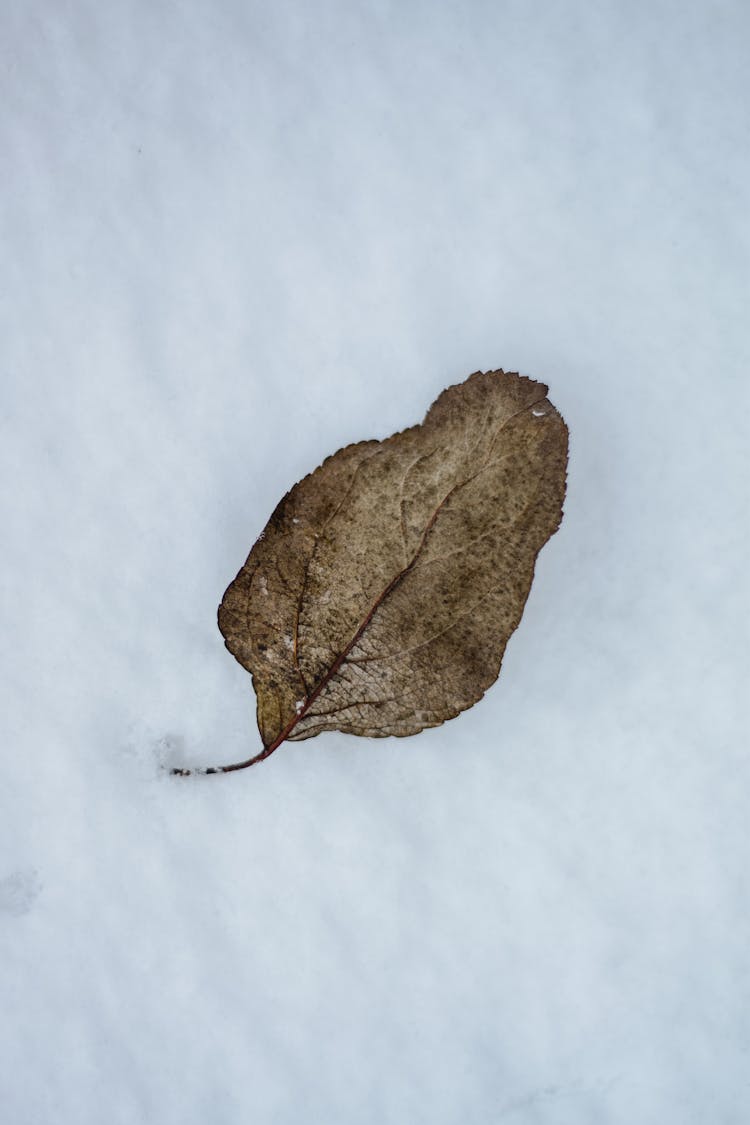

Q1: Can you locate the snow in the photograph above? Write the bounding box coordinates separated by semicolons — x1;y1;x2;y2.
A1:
2;2;749;1123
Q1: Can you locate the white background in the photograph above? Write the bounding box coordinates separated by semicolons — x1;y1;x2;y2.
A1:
2;2;748;1122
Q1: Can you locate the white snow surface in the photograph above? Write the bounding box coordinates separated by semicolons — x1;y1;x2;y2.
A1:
2;3;749;1123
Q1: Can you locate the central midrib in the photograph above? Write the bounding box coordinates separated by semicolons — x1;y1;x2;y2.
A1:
205;396;544;773
279;397;545;746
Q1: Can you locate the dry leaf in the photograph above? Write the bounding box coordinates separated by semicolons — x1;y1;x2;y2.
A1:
174;369;568;776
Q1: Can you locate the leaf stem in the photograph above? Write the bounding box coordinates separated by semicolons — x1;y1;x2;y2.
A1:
170;741;278;777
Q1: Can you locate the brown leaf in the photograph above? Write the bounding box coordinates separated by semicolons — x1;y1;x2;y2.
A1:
174;369;568;776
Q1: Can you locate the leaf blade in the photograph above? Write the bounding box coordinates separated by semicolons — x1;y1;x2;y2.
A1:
218;369;568;759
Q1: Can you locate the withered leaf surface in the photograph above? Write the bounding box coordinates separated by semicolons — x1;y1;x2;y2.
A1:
177;370;568;775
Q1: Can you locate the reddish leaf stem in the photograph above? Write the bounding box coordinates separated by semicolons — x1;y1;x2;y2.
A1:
170;616;374;777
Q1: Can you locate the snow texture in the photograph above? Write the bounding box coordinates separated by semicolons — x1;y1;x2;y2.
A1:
2;2;748;1123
